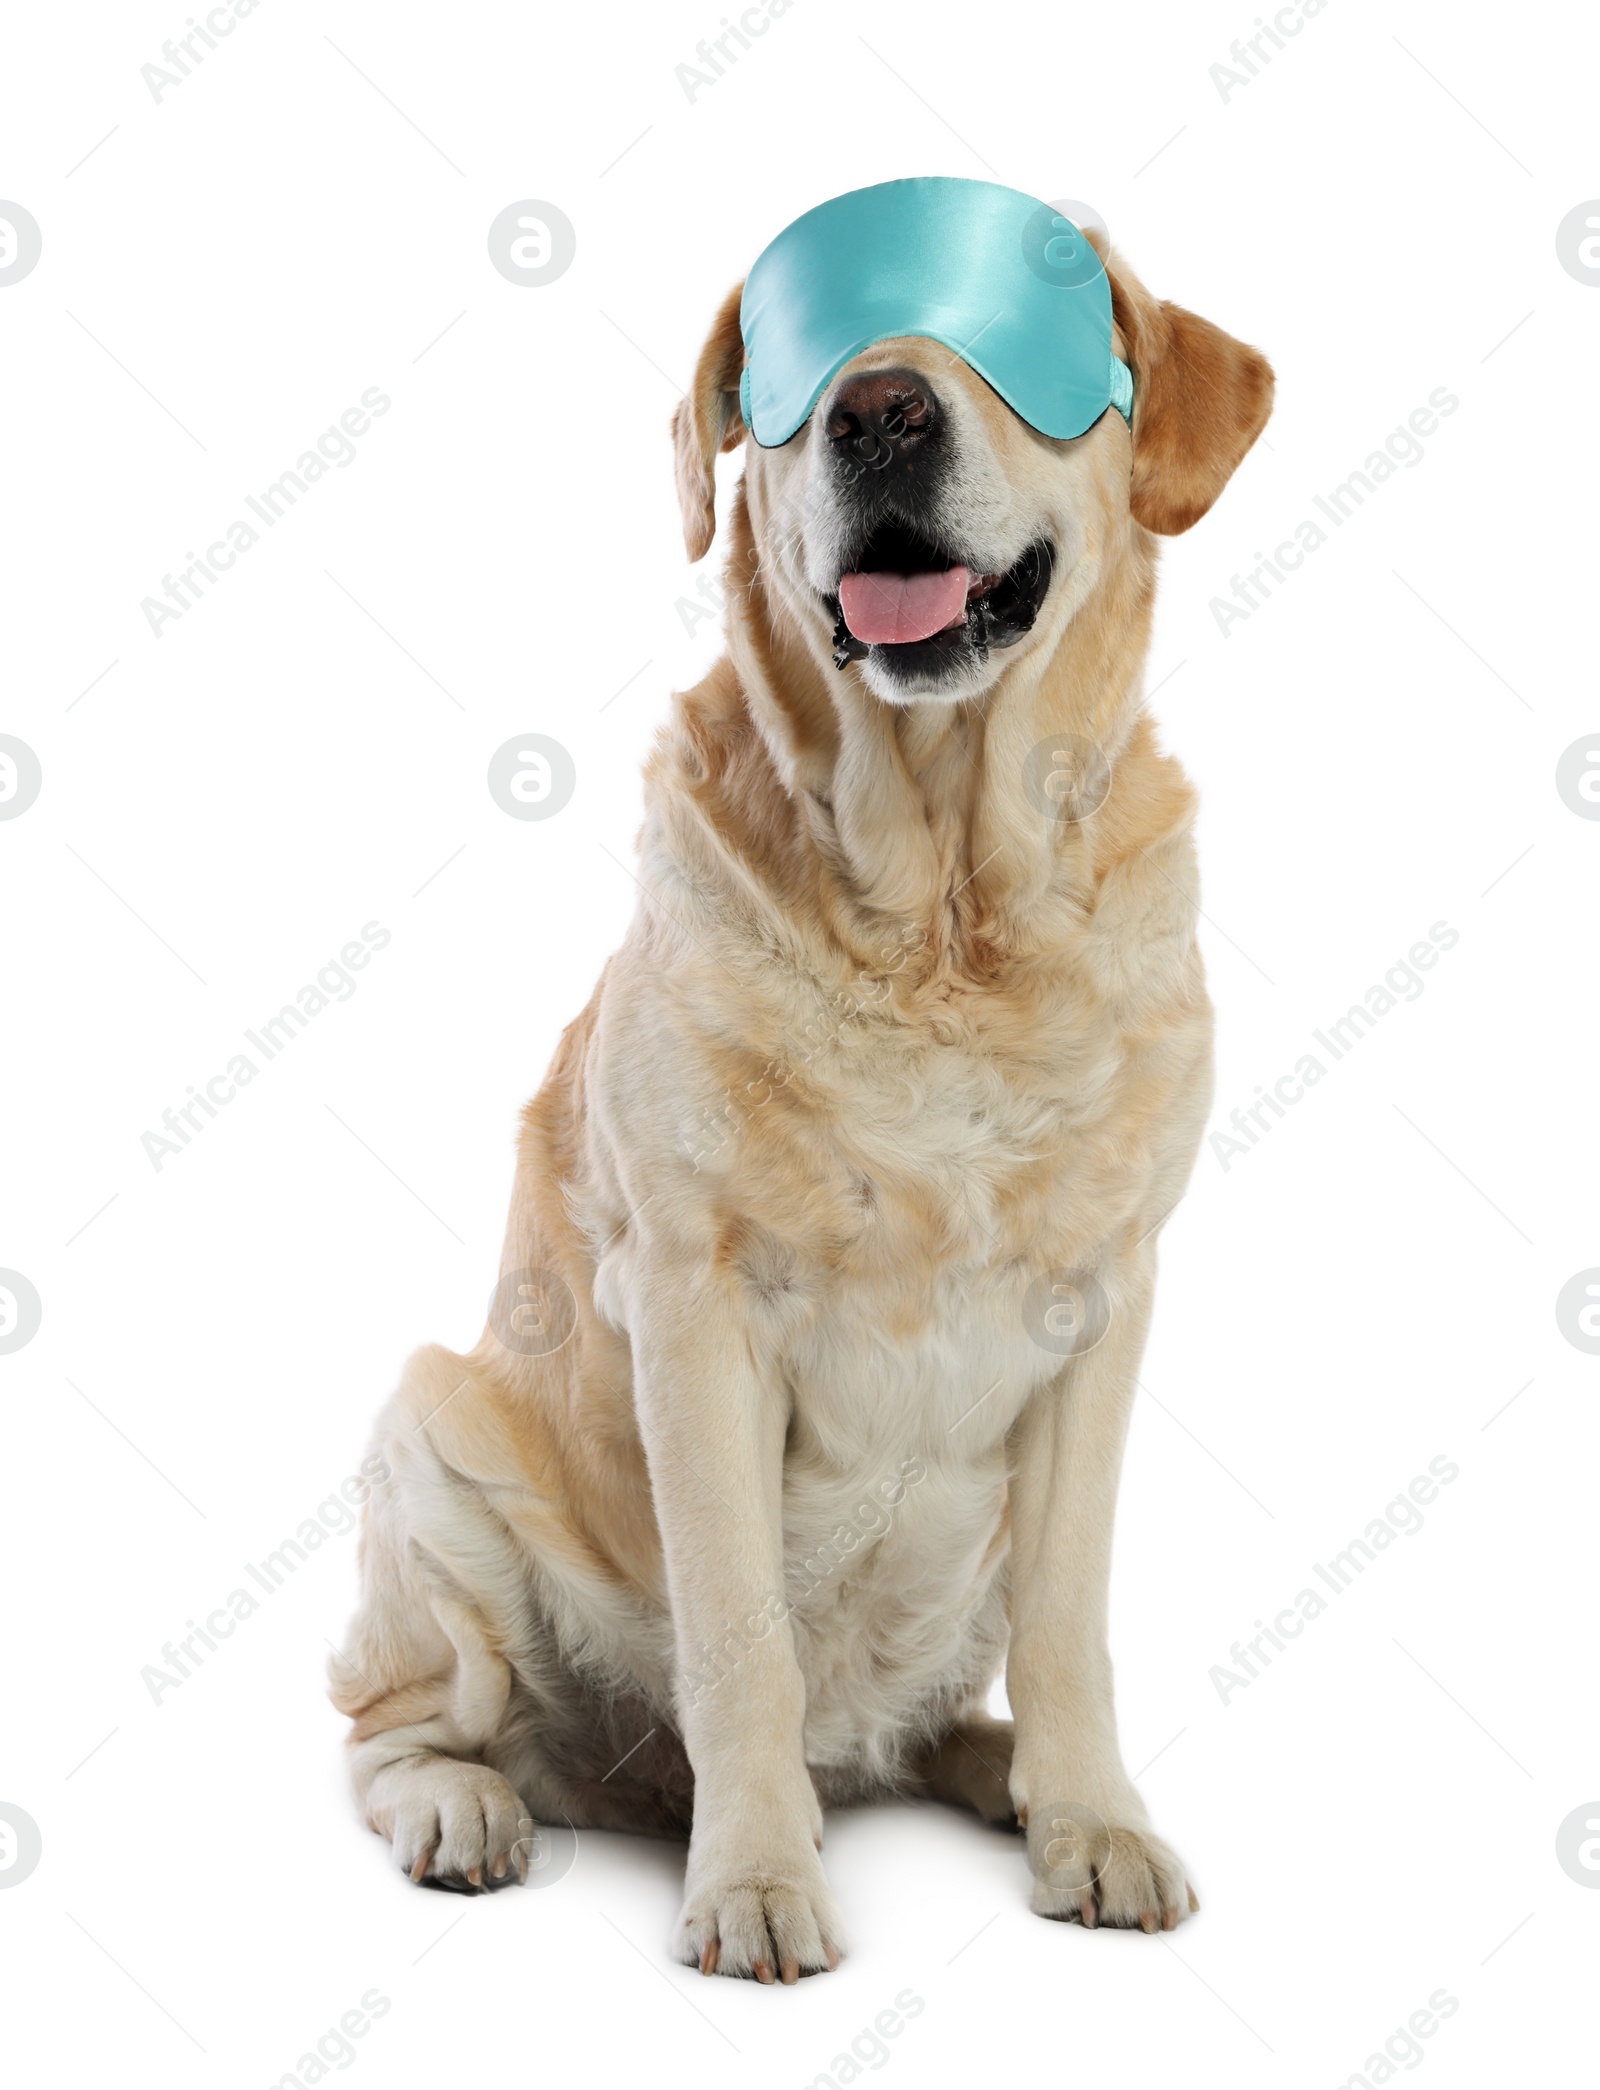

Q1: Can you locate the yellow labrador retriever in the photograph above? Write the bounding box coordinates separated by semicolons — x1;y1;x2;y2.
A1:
331;233;1272;1980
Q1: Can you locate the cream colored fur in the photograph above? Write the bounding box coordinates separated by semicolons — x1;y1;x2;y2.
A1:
330;240;1273;1980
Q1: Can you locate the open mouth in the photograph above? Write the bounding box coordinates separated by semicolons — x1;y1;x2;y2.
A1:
826;519;1054;673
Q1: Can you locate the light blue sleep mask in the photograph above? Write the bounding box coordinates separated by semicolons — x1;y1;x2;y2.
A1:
739;177;1133;450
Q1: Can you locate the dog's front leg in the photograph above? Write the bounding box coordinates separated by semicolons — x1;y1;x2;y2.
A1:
631;1280;841;1982
1006;1246;1196;1931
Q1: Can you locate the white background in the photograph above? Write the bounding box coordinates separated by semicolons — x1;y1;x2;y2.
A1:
3;1;1597;2084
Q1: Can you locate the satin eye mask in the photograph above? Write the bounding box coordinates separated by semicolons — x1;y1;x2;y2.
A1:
738;177;1133;450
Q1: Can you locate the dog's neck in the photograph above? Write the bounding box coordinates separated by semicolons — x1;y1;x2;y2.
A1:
676;487;1175;980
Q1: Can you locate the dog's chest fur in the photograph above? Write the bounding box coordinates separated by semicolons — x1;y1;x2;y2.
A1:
667;920;1205;1768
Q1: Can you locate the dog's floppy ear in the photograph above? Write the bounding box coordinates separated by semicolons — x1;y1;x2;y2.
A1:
1097;242;1274;536
672;281;747;562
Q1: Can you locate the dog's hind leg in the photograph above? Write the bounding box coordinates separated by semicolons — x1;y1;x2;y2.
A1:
909;1712;1017;1826
488;1706;694;1841
330;1344;580;1889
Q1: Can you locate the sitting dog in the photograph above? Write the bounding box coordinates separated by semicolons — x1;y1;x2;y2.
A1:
331;181;1272;1982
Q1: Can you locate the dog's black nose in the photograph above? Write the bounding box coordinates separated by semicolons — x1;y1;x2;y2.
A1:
825;368;939;473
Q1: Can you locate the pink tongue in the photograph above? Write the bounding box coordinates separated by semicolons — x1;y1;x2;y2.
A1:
839;566;970;645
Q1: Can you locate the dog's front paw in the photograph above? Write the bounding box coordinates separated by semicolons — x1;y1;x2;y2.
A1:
1025;1800;1196;1932
673;1849;843;1982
